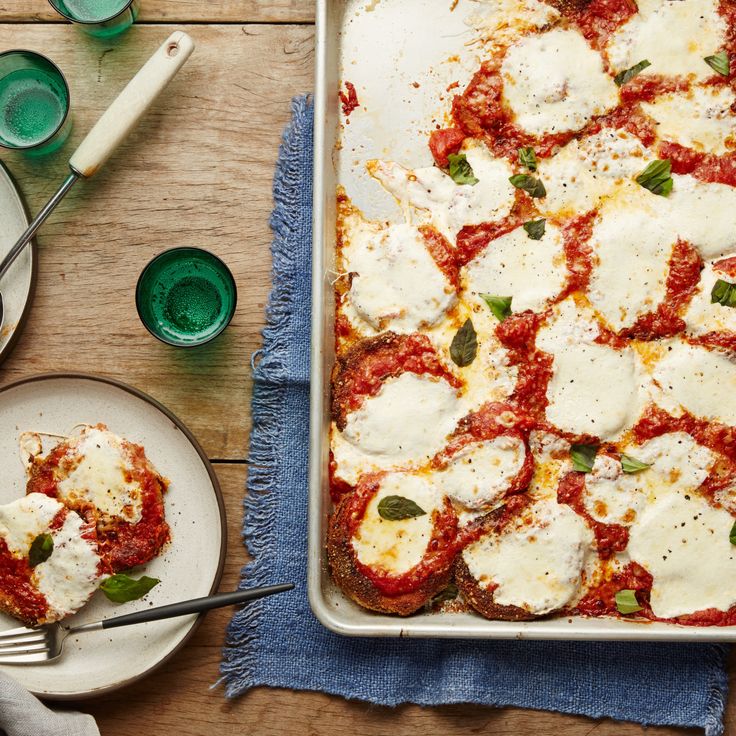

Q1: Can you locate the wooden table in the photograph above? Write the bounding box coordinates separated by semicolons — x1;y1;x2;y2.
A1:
0;3;731;734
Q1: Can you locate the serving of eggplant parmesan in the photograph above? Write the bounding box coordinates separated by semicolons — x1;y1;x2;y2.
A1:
0;424;168;627
328;0;736;624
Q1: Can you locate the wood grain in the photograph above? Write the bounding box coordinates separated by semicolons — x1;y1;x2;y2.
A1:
0;23;314;461
60;464;703;736
0;1;315;23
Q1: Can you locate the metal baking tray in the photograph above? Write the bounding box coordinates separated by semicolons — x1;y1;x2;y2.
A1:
308;0;736;640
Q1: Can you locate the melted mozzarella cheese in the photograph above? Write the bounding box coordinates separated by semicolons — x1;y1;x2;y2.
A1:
0;493;61;556
434;436;526;509
585;433;715;525
341;217;455;333
685;262;736;335
332;372;463;485
351;473;442;575
538;130;649;218
634;432;716;494
628;489;736;618
537;300;639;440
652;340;736;425
369;142;516;240
463;498;593;614
34;510;100;620
468;0;560;49
607;0;726;82
583;455;643;526
587;195;674;331
665;175;736;260
462;223;567;313
58;427;143;524
502;28;618;137
642;85;736;156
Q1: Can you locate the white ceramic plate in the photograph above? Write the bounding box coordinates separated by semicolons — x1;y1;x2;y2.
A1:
0;374;226;698
0;162;35;365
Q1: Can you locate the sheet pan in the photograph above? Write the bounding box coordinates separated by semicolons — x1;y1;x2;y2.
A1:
308;0;736;640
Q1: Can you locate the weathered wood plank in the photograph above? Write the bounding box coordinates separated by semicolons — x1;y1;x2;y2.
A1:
0;1;315;23
0;23;314;460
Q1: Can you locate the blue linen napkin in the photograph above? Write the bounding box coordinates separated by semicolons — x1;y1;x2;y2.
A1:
220;94;730;735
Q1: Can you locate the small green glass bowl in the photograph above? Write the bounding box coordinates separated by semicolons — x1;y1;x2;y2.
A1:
136;247;237;348
47;0;140;38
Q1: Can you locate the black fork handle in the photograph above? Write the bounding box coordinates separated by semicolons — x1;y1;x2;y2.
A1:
96;583;294;630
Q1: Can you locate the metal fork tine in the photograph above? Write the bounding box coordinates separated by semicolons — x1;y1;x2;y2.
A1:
0;641;49;656
0;625;38;638
0;631;46;645
0;651;50;664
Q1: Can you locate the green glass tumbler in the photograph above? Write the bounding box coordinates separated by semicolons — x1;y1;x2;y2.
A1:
136;247;237;348
48;0;140;38
0;51;71;155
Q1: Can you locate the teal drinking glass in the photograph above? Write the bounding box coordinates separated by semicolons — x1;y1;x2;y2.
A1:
48;0;141;38
136;247;237;348
0;51;71;156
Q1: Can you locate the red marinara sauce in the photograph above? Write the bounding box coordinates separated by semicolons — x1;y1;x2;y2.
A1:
339;81;359;116
344;474;459;596
561;0;637;48
0;539;49;624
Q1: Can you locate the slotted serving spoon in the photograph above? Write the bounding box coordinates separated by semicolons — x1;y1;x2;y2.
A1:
0;583;294;664
0;30;195;330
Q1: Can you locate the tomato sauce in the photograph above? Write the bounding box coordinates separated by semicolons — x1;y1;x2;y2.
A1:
576;561;652;617
624;239;702;340
660;141;736;187
0;539;49;624
560;211;596;297
419;225;460;288
429;127;466;168
339;81;359;117
345;474;460;596
563;0;637;49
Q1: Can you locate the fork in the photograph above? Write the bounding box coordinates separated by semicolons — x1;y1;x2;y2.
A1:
0;582;294;664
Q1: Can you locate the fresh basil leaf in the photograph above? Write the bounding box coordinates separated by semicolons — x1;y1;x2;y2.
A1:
447;153;479;185
431;583;459;605
450;318;478;367
615;589;643;614
100;574;160;603
571;444;598;473
377;495;427;521
636;159;673;196
523;218;546;240
614;59;651;86
509;173;546;198
28;533;53;568
480;294;513;322
711;278;736;308
730;520;736;545
704;51;730;76
518;147;537;172
621;454;652;474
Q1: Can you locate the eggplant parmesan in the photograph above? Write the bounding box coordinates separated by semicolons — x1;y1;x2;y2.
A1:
329;0;736;623
25;424;169;573
0;493;101;626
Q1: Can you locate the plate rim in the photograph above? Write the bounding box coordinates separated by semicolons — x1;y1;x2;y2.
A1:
0;160;37;368
0;371;228;700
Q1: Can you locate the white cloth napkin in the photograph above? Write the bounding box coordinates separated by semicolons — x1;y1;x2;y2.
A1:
0;672;99;736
